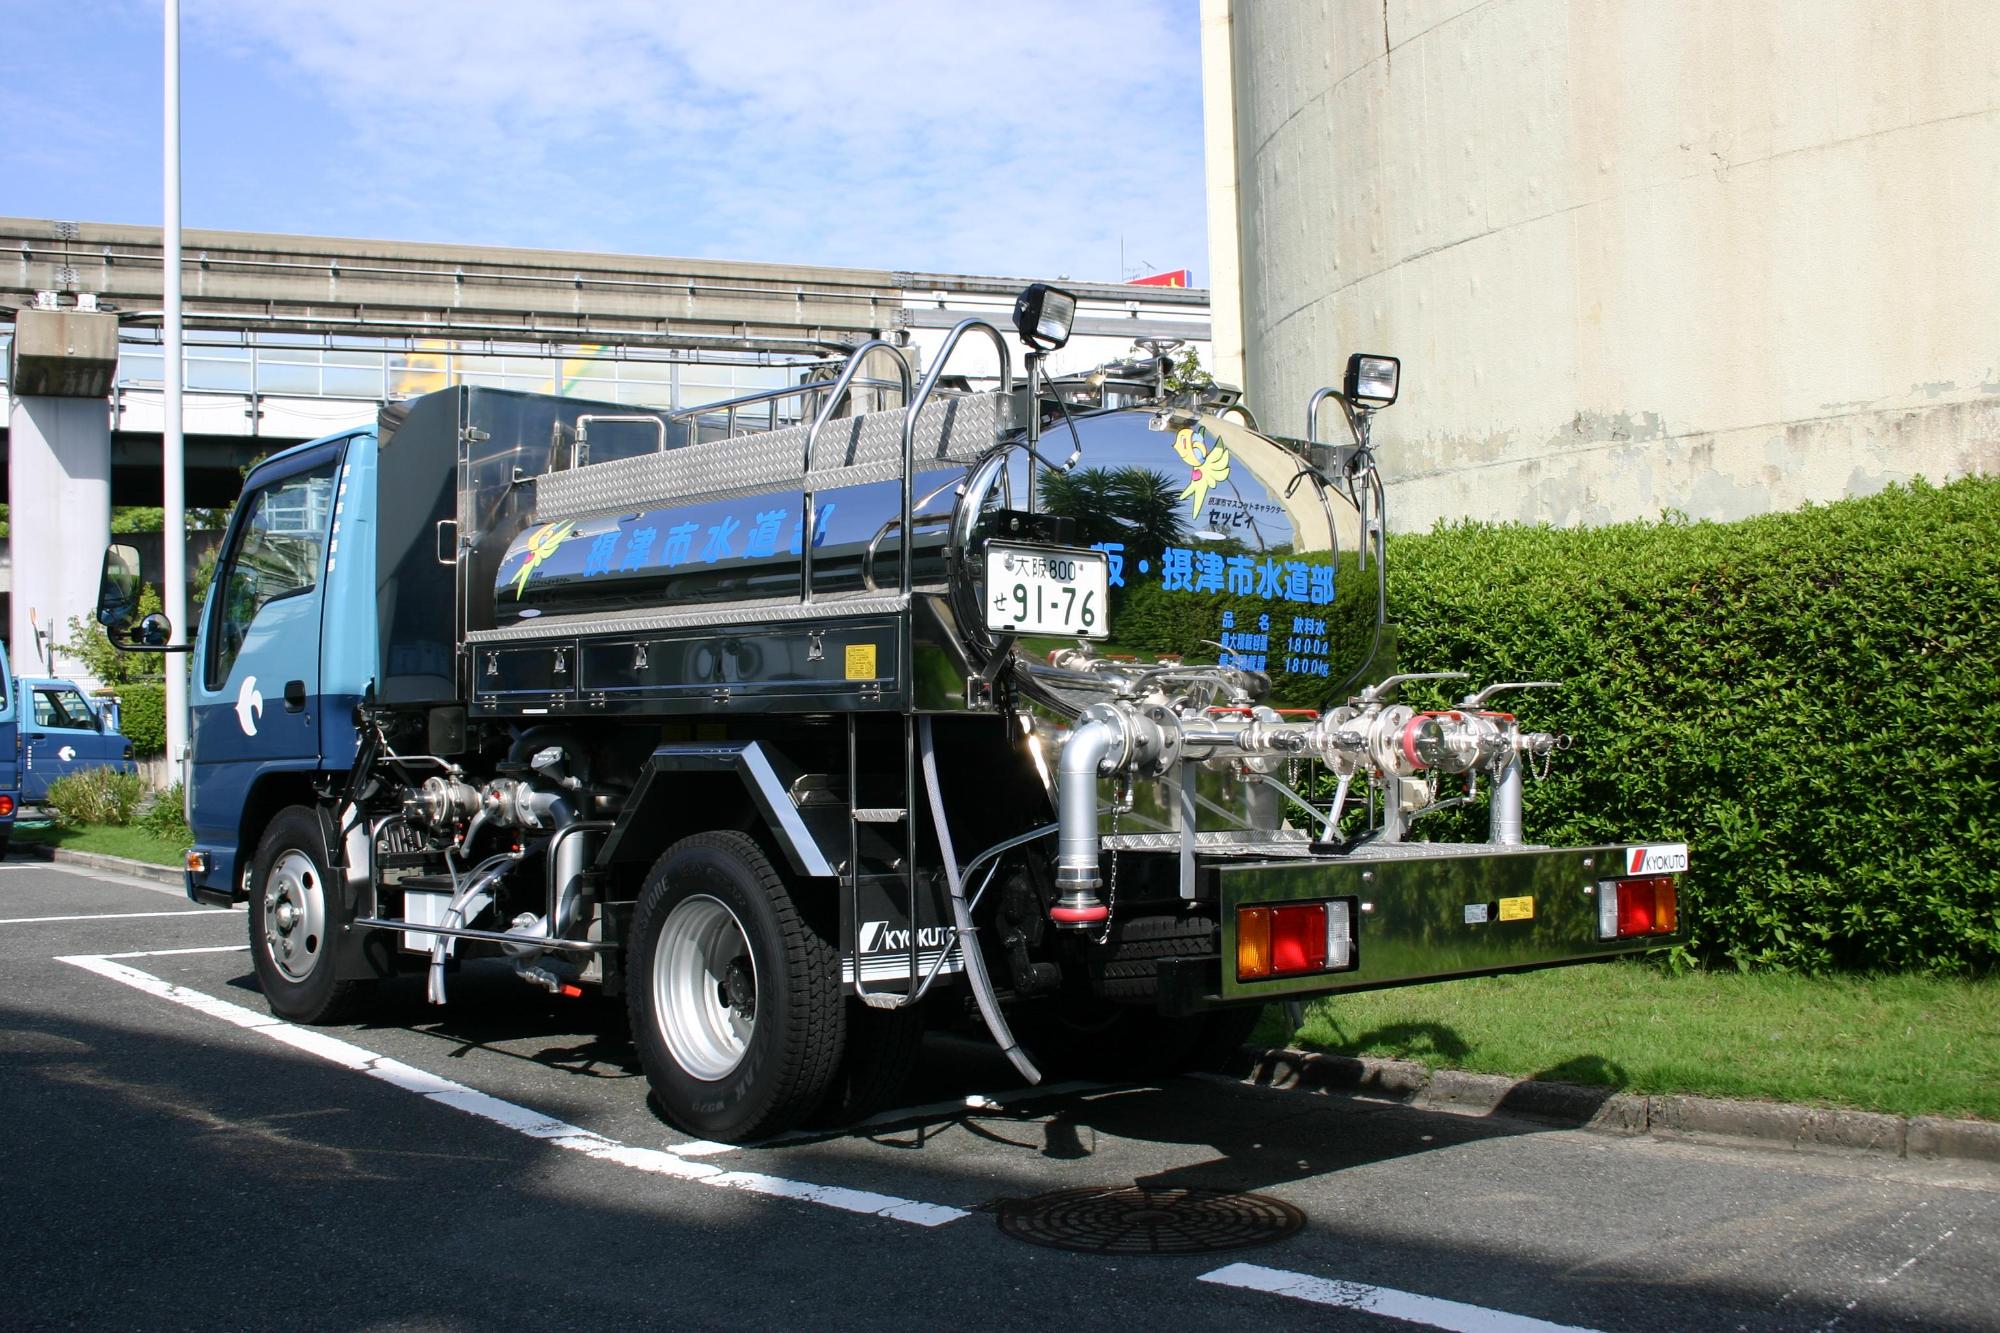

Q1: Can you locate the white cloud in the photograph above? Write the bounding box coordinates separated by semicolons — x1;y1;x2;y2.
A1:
184;0;1208;280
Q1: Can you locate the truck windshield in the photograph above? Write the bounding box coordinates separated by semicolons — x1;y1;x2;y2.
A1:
207;462;338;690
32;687;97;731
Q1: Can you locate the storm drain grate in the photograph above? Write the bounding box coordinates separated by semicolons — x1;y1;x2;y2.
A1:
995;1185;1305;1255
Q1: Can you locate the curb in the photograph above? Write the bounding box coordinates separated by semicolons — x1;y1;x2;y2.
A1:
1241;1046;2000;1167
22;844;187;889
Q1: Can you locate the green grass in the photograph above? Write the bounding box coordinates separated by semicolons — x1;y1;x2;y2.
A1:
11;821;186;868
1277;960;2000;1122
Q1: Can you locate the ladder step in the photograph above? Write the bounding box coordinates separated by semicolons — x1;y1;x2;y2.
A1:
852;807;908;824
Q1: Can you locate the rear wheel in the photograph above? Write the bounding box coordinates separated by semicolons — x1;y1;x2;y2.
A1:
249;806;364;1024
627;831;843;1141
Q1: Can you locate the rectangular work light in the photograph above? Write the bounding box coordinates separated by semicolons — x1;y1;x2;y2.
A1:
1344;353;1400;408
1013;283;1077;351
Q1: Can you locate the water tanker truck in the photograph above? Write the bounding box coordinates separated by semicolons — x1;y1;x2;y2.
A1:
97;286;1685;1141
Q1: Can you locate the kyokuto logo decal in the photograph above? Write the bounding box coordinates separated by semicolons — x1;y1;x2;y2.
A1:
1627;843;1689;875
57;745;76;762
1172;426;1231;520
509;520;576;598
235;676;264;737
858;921;953;954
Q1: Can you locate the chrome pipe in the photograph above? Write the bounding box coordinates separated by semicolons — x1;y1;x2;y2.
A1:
355;917;618;954
1490;754;1525;846
1053;713;1123;925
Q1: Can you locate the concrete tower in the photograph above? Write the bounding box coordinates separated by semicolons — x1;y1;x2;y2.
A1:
1201;0;2000;529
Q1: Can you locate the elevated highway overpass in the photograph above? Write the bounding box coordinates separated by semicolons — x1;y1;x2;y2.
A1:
1;217;1208;673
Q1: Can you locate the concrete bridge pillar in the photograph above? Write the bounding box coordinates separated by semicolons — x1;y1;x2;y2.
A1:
7;305;118;681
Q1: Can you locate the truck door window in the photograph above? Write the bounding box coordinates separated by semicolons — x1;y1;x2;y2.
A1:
206;462;338;690
33;687;98;731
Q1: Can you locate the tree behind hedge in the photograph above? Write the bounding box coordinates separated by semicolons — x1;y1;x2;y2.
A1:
1386;476;1999;974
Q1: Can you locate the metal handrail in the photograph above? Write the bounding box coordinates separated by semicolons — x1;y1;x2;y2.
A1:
898;318;1013;597
801;339;912;604
666;373;908;433
572;413;666;468
1306;386;1343;445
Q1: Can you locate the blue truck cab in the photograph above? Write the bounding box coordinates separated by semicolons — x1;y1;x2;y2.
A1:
0;642;17;852
16;675;136;803
180;427;377;905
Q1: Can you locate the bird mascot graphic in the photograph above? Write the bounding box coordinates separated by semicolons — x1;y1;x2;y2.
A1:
509;520;577;599
1172;426;1231;521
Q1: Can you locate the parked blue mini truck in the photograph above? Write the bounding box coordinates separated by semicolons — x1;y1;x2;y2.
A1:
0;641;139;849
0;643;17;853
17;675;136;803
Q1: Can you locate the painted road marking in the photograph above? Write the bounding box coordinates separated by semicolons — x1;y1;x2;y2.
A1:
1;863;195;898
56;953;967;1229
0;909;235;925
1199;1261;1603;1333
95;945;252;960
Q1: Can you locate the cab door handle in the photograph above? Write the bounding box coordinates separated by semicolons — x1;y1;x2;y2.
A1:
283;680;307;712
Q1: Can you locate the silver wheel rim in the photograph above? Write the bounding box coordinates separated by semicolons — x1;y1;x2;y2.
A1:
653;894;757;1082
263;850;327;984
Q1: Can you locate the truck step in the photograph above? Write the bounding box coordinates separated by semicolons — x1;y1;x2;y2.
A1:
851;807;908;823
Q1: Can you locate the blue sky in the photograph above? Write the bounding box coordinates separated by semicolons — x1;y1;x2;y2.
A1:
0;1;1208;284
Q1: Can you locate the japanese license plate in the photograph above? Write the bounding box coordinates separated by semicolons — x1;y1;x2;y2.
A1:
984;543;1109;639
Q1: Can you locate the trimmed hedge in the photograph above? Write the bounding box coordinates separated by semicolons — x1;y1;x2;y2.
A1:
1385;477;2000;975
112;682;167;759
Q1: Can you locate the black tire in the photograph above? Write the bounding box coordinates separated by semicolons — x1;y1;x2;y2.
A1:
0;833;11;860
810;1001;926;1128
627;831;844;1142
1091;911;1222;1003
248;806;364;1024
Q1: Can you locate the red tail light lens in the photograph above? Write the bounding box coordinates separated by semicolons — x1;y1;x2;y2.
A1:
0;794;13;817
1269;904;1328;974
1601;876;1678;939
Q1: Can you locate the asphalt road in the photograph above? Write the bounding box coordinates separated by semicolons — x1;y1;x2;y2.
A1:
4;860;1996;1333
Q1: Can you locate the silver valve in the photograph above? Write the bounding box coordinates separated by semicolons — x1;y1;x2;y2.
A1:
1356;671;1468;706
1459;681;1560;710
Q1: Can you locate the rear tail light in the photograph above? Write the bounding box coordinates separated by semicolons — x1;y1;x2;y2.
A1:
1599;876;1678;940
1237;900;1355;980
0;794;13;817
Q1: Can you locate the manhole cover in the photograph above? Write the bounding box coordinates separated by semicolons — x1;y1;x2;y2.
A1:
996;1185;1305;1255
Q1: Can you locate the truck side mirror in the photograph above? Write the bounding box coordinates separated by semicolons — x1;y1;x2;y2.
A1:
96;544;144;630
134;612;174;648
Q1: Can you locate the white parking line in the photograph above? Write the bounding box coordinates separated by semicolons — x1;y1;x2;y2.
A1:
56;952;968;1229
3;863;194;898
0;909;235;925
1199;1262;1602;1332
96;945;250;960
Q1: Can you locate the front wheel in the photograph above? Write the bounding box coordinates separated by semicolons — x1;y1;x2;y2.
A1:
627;831;844;1142
249;806;364;1024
